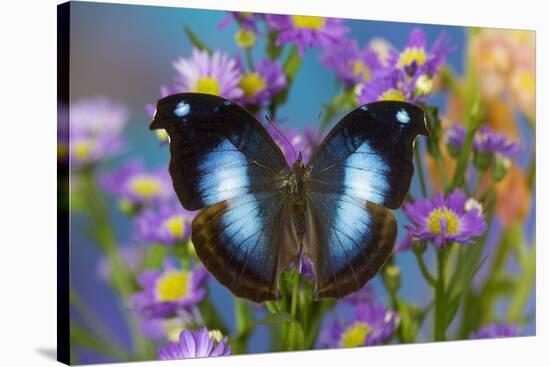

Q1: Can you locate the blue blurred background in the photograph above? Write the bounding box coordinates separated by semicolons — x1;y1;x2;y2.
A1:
68;1;534;363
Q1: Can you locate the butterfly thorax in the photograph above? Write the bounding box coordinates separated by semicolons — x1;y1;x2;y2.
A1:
288;157;307;199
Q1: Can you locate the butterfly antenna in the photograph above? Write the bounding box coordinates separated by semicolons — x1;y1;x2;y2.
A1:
265;114;297;162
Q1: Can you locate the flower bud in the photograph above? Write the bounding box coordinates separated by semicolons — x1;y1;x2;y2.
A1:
414;74;433;97
235;28;256;49
412;241;427;255
493;154;511;181
473;151;492;171
384;264;401;292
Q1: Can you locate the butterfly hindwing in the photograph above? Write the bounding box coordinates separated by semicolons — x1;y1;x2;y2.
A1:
192;193;299;302
150;93;298;302
305;193;396;299
304;101;427;298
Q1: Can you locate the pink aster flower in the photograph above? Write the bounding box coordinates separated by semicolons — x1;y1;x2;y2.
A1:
403;189;487;247
172;48;243;100
265;14;349;56
68;97;129;167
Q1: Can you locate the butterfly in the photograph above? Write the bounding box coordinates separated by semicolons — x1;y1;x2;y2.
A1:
150;93;428;302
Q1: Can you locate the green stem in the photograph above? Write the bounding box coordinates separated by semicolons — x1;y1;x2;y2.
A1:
71;323;130;361
78;170;154;360
232;298;254;354
70;289;127;352
414;143;428;197
508;245;536;322
414;252;436;287
286;270;300;351
434;151;449;190
434;247;450;341
269;46;302;119
245;48;254;70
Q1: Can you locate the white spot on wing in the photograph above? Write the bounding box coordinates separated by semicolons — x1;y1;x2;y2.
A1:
396;109;410;124
174;101;190;117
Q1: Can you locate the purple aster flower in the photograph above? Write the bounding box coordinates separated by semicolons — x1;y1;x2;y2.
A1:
358;28;453;104
357;69;411;104
218;11;261;32
265;14;349;56
319;302;399;348
445;124;522;159
389;27;453;78
139;307;204;342
319;39;383;86
69;97;129;167
445;124;467;150
99;160;173;209
157;327;231;360
297;253;315;280
96;244;145;281
266;123;312;165
134;203;195;246
132;260;209;319
172;48;243;100
470;323;521;339
474;125;522;158
403;189;487;247
237;58;287;105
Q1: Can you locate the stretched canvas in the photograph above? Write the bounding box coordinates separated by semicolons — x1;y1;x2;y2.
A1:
57;1;536;364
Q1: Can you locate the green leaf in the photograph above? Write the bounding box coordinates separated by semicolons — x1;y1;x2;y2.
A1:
258;311;298;325
183;26;212;54
266;31;282;60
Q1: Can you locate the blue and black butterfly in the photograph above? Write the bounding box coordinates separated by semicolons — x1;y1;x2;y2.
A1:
150;93;428;302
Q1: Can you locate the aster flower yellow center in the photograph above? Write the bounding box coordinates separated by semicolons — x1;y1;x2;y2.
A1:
194;77;221;95
341;321;372;348
129;176;162;198
235;29;256;48
239;72;267;97
427;208;459;235
73;140;94;160
164;215;185;238
156;271;190;302
379;88;406;102
398;47;427;67
351;60;372;81
291;15;326;30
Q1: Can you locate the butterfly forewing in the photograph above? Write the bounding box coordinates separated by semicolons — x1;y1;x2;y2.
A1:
150;93;298;302
304;101;428;298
